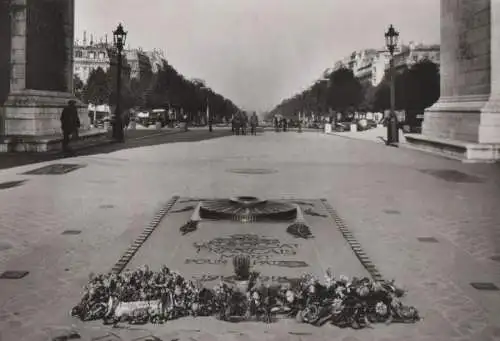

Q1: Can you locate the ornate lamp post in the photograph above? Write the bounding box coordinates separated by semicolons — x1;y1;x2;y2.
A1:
385;24;399;145
112;23;127;142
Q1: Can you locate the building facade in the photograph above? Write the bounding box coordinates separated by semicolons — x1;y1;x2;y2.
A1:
74;33;111;83
73;32;166;84
387;42;440;73
328;42;440;87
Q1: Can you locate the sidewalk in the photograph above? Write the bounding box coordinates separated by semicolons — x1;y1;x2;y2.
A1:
0;127;187;170
0;132;499;341
328;125;407;145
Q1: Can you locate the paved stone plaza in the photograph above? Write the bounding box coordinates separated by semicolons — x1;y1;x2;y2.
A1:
0;131;499;341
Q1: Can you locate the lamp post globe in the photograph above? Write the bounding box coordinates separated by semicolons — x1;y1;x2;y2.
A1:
112;23;127;142
385;24;400;145
385;24;399;55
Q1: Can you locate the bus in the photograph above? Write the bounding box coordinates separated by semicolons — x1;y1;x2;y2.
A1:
136;109;167;127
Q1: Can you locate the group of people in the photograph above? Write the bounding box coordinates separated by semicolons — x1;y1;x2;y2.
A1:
274;116;290;132
231;112;259;136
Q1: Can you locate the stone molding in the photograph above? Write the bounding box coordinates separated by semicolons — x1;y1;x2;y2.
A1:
3;90;84;108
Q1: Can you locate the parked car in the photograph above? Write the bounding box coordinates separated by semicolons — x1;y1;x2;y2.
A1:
366;119;378;129
335;122;350;132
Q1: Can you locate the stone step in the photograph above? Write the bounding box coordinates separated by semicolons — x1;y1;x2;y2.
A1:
0;129;111;153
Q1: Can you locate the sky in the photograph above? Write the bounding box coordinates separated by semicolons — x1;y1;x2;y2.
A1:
75;0;440;112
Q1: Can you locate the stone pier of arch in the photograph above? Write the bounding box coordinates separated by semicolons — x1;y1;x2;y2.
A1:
406;0;500;162
0;0;99;152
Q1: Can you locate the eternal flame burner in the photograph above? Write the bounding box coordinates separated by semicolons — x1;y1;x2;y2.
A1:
199;196;297;223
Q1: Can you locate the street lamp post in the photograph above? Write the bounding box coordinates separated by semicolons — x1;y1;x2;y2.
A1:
207;96;212;132
112;23;127;142
385;24;399;145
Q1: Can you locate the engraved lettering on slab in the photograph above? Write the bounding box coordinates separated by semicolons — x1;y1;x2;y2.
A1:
193;234;298;257
184;258;309;268
192;274;298;283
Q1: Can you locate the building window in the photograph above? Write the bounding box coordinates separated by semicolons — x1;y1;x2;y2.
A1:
75;51;83;58
99;52;105;59
89;52;95;59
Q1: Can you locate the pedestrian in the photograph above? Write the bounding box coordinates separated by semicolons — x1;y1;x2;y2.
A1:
250;112;258;135
234;114;241;135
274;116;279;132
60;100;80;155
124;111;130;130
183;114;188;131
242;113;248;135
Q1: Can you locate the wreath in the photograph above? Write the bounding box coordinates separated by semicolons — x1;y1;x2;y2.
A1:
71;265;419;329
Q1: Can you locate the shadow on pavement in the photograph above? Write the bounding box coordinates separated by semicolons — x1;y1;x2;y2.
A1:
0;129;232;170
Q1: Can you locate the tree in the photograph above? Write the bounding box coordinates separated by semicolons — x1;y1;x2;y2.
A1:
140;60;239;118
403;60;440;125
106;50;135;110
373;66;409;112
373;60;440;125
83;67;110;105
358;82;377;112
406;60;440;109
326;68;363;118
130;54;154;109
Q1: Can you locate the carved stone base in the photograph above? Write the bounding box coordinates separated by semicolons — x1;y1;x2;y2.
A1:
422;95;487;143
0;89;89;136
0;129;109;152
405;133;500;163
418;94;500;162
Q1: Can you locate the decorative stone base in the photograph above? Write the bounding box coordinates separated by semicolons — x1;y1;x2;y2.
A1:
421;95;488;143
0;89;89;136
0;129;109;152
405;134;500;163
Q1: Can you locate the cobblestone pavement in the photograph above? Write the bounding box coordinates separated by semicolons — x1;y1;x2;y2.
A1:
0;128;231;170
328;125;407;145
0;131;499;340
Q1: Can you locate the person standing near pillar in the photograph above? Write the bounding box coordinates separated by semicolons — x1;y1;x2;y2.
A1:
60;100;80;155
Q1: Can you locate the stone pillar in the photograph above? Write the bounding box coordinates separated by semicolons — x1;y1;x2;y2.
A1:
0;0;89;137
414;0;500;161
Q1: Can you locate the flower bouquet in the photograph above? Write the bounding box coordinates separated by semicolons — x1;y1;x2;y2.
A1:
71;264;419;329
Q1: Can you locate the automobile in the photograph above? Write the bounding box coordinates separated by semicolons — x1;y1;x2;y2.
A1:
136;111;150;127
366;119;378;129
335;122;350;132
308;122;322;129
355;118;378;131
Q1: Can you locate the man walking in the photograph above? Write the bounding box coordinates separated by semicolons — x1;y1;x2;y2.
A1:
234;113;241;135
242;113;248;135
60;100;80;155
183;114;189;132
250;112;258;135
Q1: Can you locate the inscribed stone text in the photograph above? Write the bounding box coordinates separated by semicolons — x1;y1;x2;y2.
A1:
193;234;298;257
192;274;300;283
185;258;309;268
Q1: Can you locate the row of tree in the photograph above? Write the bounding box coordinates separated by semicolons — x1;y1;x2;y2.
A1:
74;49;240;122
269;59;440;125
